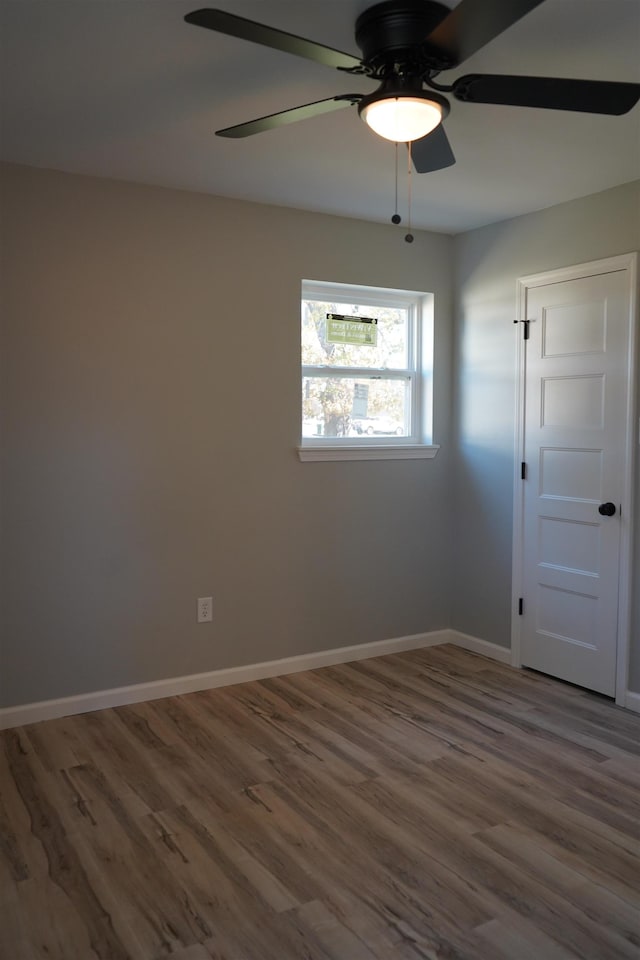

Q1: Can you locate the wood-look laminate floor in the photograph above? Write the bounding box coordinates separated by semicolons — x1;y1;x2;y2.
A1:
1;644;639;960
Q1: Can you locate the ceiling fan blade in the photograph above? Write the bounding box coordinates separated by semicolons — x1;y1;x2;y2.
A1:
216;95;362;138
424;0;545;67
185;8;362;70
453;74;640;114
410;125;456;173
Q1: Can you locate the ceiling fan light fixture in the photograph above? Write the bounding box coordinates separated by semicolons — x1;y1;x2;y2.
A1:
358;92;447;142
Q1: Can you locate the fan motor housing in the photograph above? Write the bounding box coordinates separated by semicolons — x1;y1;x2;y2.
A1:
355;0;451;67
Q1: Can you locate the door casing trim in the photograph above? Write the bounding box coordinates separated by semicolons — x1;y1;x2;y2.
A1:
511;252;638;706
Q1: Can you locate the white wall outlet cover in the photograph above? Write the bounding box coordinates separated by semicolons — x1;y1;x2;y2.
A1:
197;597;212;623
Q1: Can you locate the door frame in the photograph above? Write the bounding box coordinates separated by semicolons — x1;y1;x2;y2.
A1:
511;252;637;706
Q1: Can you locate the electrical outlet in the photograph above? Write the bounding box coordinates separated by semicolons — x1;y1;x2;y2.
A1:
197;596;212;623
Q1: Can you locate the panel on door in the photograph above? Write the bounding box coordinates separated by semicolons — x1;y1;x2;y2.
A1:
520;270;628;696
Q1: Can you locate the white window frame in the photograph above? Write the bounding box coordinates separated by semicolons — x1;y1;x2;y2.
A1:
298;280;439;462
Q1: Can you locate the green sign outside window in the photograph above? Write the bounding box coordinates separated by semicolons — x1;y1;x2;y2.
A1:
326;313;378;347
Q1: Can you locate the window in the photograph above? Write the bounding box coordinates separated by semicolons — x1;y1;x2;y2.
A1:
299;280;437;461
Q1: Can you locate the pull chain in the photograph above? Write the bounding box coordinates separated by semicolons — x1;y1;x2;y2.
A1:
405;142;414;243
391;142;401;225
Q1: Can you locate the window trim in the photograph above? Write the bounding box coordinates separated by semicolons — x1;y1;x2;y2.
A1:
298;444;440;462
300;280;434;461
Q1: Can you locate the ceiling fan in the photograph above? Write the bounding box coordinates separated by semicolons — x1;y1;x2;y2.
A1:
184;0;640;173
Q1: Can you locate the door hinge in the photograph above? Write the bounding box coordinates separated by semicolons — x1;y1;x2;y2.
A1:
521;461;527;480
518;598;524;616
513;319;531;339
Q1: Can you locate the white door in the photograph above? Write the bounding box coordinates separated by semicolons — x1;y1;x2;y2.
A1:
517;263;633;697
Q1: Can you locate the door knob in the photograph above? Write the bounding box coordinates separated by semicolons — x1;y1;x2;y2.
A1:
598;502;617;517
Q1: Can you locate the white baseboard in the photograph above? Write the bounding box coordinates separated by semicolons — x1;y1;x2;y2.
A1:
446;629;512;664
623;690;640;714
0;629;449;730
7;626;629;728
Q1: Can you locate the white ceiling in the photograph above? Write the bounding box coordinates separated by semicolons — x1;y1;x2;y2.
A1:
1;0;639;233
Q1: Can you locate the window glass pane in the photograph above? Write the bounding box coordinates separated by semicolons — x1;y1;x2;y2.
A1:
301;299;408;370
302;376;410;438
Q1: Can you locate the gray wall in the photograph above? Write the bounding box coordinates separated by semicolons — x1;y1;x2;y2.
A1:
2;164;638;708
452;180;640;688
0;163;455;707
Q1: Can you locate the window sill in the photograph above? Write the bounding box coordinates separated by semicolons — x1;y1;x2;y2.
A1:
297;444;440;462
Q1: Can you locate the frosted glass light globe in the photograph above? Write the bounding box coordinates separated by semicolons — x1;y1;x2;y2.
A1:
361;97;443;142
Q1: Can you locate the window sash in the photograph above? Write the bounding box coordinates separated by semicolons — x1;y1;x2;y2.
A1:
302;370;416;443
301;281;428;447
